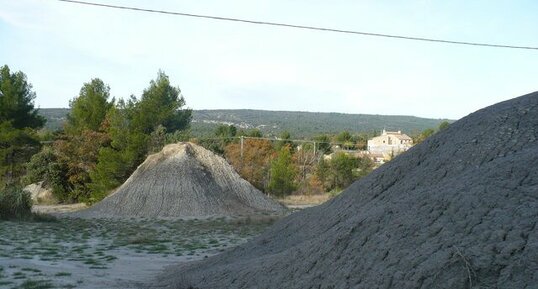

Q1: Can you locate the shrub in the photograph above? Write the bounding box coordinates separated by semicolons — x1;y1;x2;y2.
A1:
268;146;297;197
0;186;32;220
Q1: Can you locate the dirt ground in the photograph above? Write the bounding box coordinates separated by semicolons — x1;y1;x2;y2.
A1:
277;193;332;209
0;215;276;289
0;196;330;289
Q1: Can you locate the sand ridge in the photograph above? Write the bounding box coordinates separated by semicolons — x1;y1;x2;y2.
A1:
157;92;538;288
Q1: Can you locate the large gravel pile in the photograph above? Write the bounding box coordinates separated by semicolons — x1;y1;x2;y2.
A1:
158;92;538;288
72;142;285;218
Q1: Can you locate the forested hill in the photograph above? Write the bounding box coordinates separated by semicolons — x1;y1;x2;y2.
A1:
39;108;70;131
192;110;450;137
39;108;451;138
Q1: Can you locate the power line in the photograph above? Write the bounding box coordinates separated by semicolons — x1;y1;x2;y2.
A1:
57;0;537;51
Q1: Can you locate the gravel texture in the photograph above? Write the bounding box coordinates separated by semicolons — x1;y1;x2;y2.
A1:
156;92;538;289
70;142;285;219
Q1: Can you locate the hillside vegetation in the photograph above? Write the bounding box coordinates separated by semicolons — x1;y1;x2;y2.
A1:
39;108;451;138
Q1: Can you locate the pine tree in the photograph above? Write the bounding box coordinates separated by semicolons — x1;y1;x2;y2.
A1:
268;146;297;196
0;65;44;187
66;78;112;134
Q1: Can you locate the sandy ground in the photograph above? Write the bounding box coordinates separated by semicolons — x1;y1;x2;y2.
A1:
0;198;327;288
0;215;274;289
0;252;207;288
277;193;332;209
32;203;88;214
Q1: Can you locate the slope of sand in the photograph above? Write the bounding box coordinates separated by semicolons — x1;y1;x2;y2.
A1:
158;91;538;288
71;142;285;219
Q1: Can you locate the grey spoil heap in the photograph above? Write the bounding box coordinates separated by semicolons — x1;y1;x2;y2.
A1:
71;142;285;218
157;91;538;288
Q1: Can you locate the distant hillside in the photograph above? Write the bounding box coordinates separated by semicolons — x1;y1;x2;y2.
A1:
38;108;451;138
192;109;451;138
39;108;70;131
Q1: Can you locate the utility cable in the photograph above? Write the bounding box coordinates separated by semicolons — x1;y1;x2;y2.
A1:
57;0;538;50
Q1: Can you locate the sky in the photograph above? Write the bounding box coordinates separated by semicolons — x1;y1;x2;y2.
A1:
1;0;537;119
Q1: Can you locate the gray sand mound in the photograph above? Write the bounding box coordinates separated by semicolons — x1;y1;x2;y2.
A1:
71;142;285;218
158;92;538;288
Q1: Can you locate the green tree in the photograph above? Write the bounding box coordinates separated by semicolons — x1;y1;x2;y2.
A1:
335;131;355;150
53;130;109;202
0;122;41;187
90;72;192;202
275;131;293;150
89;102;145;202
355;133;369;150
217;124;237;147
0;65;44;188
148;125;167;153
0;65;45;129
414;128;435;144
44;79;115;202
24;146;56;185
24;146;70;201
329;152;356;190
355;155;374;178
215;124;237;139
438;121;450;131
131;71;192;134
313;134;332;155
202;124;237;155
315;157;330;189
237;128;263;138
65;78;113;133
268;146;297;196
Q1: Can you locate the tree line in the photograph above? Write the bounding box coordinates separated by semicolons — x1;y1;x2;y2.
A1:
1;64;447;212
1;65;191;206
193;118;451;197
196;127;376;197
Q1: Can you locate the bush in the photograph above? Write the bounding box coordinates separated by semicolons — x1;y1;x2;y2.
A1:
24;147;71;202
23;146;56;185
268;146;297;197
0;186;32;220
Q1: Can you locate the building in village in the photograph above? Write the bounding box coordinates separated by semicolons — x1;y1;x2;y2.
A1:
322;129;413;165
366;129;413;163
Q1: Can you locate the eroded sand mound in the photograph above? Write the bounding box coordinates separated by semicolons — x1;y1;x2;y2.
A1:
72;142;285;218
158;92;538;288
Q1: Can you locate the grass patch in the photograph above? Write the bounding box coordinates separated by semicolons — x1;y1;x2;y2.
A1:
14;279;54;289
100;255;117;262
21;268;41;273
82;258;103;266
0;186;32;221
0;215;278;286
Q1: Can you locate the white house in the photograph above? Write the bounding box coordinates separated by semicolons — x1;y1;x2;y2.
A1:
367;129;413;156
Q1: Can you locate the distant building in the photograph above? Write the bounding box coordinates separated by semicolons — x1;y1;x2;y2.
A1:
322;129;413;166
367;129;413;159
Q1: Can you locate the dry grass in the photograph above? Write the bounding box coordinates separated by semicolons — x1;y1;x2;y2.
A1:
277;193;332;207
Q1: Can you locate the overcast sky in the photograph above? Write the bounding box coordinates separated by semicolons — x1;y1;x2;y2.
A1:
1;0;537;119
